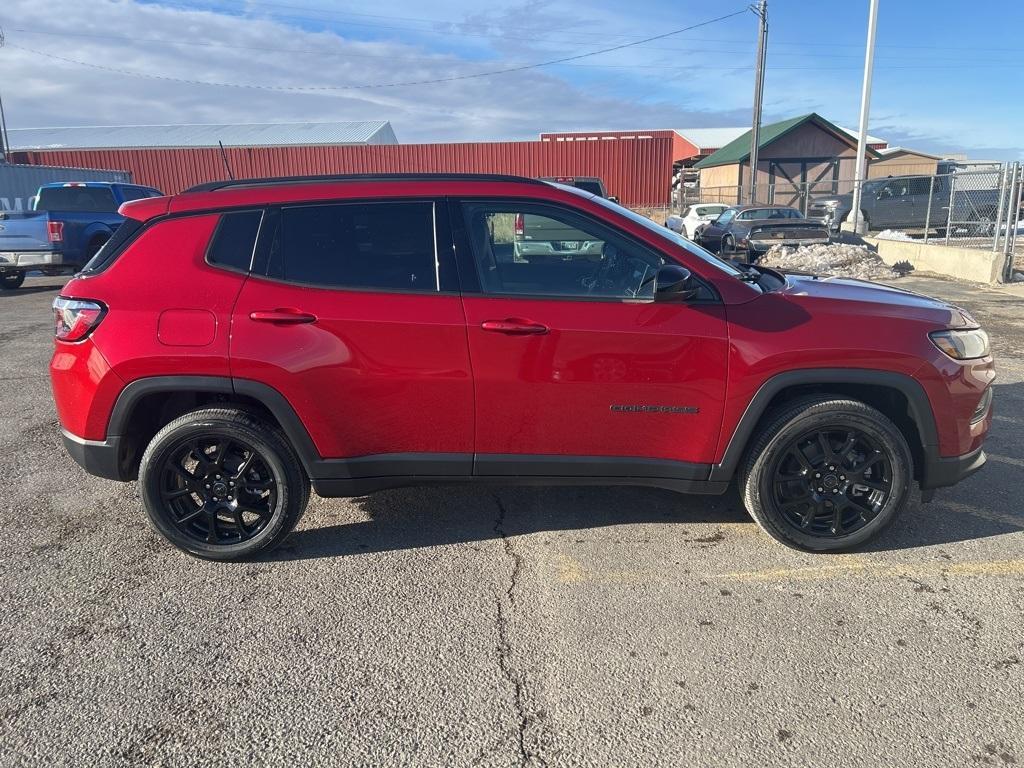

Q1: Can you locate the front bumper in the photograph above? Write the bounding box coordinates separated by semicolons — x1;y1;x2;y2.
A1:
920;445;986;490
0;250;65;269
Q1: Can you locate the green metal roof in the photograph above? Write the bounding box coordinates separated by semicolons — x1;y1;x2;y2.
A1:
693;113;880;169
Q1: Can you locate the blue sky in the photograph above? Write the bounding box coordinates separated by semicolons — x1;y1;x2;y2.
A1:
2;0;1021;159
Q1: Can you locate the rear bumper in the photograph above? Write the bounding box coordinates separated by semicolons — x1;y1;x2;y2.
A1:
61;429;130;481
920;445;986;490
0;250;65;268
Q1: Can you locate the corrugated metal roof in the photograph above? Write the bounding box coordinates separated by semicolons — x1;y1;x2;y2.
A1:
7;121;398;150
672;127;748;152
693;113;882;169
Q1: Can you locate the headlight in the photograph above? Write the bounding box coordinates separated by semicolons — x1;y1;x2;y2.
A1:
929;328;990;360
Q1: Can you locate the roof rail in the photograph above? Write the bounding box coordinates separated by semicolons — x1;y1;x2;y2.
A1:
183;173;549;194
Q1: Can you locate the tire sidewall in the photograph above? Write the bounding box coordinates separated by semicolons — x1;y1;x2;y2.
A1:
140;418;294;559
750;408;912;551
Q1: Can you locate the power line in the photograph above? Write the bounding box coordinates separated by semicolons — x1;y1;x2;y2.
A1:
10;28;1024;65
4;9;750;91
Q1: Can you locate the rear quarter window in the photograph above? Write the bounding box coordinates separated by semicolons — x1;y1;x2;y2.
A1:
81;218;145;273
206;210;264;272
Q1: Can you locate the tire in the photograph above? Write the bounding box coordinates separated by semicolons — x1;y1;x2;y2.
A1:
139;407;309;560
739;396;912;552
84;236;109;261
0;272;26;290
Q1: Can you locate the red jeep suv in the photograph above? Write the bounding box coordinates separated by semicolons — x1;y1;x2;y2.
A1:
50;174;994;559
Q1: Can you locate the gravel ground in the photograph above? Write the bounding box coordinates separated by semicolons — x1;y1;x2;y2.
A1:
1;276;1022;767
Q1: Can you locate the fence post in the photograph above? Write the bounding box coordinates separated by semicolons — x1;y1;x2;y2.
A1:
944;172;955;246
992;164;1008;254
1003;163;1021;282
923;175;935;244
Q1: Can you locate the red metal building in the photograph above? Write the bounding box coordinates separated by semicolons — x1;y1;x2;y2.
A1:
12;139;673;208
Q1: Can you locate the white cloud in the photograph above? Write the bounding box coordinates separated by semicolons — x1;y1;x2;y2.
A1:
0;0;751;141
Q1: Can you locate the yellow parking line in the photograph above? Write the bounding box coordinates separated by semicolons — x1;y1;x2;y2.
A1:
554;553;1024;586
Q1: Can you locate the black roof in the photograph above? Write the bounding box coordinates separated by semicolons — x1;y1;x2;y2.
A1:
184;173;548;194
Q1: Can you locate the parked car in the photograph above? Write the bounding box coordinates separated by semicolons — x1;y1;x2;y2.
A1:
51;173;993;560
809;174;1001;235
666;204;728;239
693;205;830;262
0;181;163;289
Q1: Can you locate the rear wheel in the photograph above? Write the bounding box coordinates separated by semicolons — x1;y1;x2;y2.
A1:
740;396;912;551
0;272;26;290
139;408;309;560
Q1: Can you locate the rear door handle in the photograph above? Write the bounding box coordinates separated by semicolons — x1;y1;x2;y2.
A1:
249;308;318;324
481;319;549;335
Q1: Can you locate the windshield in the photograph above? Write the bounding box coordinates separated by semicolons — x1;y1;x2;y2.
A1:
588;196;745;277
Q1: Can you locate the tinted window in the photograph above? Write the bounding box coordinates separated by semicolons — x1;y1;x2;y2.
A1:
81;218;145;273
574;180;604;196
273;202;437;291
717;209;736;226
120;186;158;203
463;202;664;300
35;186;117;213
207;210;263;272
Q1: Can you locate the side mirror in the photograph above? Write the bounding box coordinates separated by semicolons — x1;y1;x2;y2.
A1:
654;264;699;302
607;195;619;203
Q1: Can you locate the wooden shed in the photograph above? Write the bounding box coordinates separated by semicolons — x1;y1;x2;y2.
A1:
868;147;941;178
693;113;881;207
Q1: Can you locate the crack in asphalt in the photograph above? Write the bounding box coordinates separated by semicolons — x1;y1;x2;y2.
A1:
492;493;547;768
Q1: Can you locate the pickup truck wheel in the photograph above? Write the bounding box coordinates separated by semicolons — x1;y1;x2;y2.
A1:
740;396;912;552
0;272;26;290
138;407;310;560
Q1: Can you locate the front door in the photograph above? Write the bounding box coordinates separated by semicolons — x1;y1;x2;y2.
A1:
230;199;474;476
452;199;729;479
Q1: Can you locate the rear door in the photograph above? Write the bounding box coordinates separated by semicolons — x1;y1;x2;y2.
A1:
452;198;729;478
230;198;474;475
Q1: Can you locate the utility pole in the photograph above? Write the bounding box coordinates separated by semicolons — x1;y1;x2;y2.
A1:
847;0;879;234
747;0;768;204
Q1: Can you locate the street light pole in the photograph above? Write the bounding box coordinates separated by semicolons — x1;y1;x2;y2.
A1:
847;0;879;234
747;0;768;204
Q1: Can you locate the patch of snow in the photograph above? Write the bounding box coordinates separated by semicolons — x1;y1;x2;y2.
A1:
759;243;893;280
875;229;914;241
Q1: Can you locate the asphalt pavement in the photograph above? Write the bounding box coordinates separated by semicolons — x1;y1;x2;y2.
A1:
1;275;1021;767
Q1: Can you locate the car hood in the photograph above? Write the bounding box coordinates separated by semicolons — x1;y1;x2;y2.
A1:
778;273;977;327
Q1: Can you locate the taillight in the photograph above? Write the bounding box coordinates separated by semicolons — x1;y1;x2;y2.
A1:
514;213;524;238
47;221;64;243
53;297;105;342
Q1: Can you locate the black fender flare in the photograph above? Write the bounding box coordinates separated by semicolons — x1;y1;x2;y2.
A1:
107;375;322;476
708;368;938;482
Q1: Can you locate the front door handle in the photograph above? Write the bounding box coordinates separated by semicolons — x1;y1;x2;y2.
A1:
481;319;549;335
250;308;318;324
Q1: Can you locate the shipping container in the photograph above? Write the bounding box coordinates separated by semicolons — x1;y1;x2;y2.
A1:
0;163;132;211
12;139;673;208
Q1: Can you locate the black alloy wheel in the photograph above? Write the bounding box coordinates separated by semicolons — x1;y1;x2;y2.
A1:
139;408;309;559
740;396;912;551
159;436;277;545
770;427;893;538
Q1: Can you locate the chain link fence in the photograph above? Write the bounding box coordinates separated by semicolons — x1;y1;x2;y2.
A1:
681;164;1023;273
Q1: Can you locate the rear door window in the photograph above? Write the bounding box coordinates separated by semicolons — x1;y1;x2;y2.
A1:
268;201;440;292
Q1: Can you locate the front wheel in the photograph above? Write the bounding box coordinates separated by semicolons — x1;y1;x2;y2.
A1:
0;272;26;290
740;396;912;551
139;408;309;560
